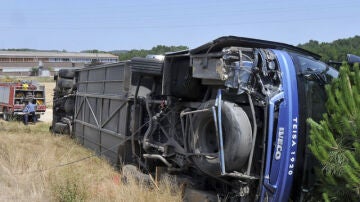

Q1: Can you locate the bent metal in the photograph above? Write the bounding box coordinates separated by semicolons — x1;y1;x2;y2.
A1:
51;36;338;201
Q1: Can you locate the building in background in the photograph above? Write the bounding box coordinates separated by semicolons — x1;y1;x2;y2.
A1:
0;51;118;76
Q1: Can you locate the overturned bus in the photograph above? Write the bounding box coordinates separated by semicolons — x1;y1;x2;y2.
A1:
52;36;339;201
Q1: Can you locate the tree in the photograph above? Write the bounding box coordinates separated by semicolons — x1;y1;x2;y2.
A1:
116;45;188;61
81;49;107;53
298;36;360;63
308;63;360;201
30;67;39;76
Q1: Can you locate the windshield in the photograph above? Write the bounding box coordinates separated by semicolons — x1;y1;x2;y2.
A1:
290;53;338;84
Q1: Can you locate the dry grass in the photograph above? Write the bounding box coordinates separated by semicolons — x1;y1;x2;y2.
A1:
0;121;182;202
0;76;54;83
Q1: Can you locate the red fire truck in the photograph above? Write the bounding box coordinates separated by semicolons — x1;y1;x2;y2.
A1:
0;81;46;121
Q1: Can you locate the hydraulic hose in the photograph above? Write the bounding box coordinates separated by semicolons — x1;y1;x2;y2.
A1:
143;95;155;151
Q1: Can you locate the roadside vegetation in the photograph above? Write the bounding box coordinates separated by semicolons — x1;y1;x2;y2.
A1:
0;75;54;83
0;121;181;201
308;64;360;201
298;35;360;62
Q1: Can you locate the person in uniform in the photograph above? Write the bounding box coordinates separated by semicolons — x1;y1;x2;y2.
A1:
23;100;37;125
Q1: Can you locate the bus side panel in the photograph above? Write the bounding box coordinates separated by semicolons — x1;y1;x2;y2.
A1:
73;62;131;164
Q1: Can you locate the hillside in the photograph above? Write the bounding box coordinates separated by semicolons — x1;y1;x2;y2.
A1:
115;45;188;61
76;45;188;60
298;35;360;62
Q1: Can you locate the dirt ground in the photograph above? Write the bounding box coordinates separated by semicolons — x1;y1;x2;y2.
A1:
39;109;52;123
40;82;56;108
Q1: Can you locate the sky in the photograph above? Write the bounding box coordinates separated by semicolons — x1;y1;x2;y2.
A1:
0;0;359;52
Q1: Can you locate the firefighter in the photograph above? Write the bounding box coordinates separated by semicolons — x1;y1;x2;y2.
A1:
23;100;37;125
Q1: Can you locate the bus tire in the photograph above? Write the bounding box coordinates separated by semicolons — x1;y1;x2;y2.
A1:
59;69;75;79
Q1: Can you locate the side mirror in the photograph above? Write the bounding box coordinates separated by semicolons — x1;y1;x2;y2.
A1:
347;54;360;64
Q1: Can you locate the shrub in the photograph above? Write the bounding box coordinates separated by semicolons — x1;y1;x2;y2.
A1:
308;64;360;201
